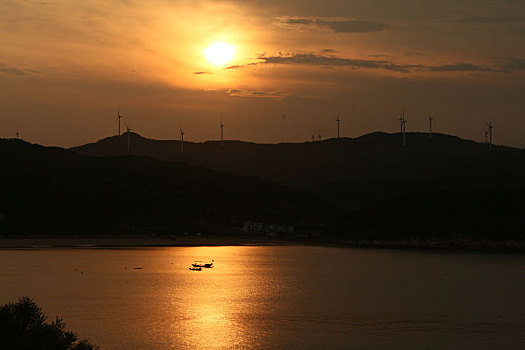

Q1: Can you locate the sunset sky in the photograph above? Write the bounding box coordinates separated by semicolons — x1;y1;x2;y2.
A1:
1;0;524;147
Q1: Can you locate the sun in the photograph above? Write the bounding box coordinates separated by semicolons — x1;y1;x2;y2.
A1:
203;41;235;66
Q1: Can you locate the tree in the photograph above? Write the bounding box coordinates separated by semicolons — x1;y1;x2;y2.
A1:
0;297;100;350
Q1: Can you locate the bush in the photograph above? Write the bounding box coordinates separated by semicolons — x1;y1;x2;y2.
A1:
0;297;100;350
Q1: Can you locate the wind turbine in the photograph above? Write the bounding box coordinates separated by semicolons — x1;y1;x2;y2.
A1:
429;114;434;140
117;105;124;136
402;113;407;147
398;112;406;147
311;132;315;142
220;116;224;145
486;121;494;152
180;125;185;153
16;129;19;140
317;130;322;142
336;112;341;140
125;122;132;152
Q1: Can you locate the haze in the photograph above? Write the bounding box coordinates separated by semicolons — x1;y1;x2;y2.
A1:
1;0;524;147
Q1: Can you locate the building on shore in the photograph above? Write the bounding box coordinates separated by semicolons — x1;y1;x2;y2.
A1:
242;221;294;235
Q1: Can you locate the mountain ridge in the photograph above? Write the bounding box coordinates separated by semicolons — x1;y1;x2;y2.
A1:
70;131;525;192
0;139;309;235
2;134;524;242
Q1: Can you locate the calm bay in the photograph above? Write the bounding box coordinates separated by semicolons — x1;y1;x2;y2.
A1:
1;246;524;349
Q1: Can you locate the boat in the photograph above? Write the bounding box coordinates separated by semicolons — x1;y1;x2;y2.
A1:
192;260;214;268
189;266;202;271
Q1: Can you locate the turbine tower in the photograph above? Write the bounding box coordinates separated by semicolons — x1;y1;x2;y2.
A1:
317;131;322;142
125;122;132;152
180;125;185;153
402;114;407;147
486;121;494;152
311;133;315;142
336;113;341;140
16;129;19;140
429;114;434;140
117;105;124;136
220;116;224;145
399;112;406;147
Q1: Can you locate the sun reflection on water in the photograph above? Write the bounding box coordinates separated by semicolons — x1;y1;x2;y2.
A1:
160;246;264;349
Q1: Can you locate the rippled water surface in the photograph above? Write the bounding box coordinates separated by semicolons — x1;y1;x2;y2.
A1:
1;246;524;349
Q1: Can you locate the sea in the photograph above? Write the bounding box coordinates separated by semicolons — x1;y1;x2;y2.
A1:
1;246;524;349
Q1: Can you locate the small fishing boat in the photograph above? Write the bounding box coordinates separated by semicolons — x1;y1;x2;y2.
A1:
189;266;202;271
192;260;214;268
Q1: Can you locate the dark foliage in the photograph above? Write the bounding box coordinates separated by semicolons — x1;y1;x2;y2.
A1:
0;297;99;350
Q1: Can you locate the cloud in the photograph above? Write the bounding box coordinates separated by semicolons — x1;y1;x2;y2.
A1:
227;52;510;75
0;64;25;75
497;57;525;71
366;54;391;58
449;17;525;24
428;63;492;72
194;71;211;75
231;53;421;73
276;16;391;33
226;89;289;99
225;64;242;70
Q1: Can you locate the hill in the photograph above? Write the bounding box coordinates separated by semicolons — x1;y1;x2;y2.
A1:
1;133;524;244
69;132;525;242
71;132;525;198
0;139;310;235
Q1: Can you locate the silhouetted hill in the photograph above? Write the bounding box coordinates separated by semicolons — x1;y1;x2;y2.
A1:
71;132;525;199
2;134;524;243
0;139;310;235
68;132;525;242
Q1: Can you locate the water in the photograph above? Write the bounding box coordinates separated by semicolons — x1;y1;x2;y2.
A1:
1;246;524;349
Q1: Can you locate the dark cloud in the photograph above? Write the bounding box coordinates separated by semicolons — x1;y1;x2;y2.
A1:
498;57;525;71
250;53;420;73
449;16;525;24
225;64;243;70
428;63;492;72
276;16;391;33
366;54;390;58
226;89;289;99
322;49;336;53
318;19;390;33
25;68;41;73
0;64;25;75
194;71;211;75
227;52;507;75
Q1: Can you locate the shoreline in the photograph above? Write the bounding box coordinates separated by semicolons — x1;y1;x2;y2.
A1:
0;235;524;253
0;235;285;249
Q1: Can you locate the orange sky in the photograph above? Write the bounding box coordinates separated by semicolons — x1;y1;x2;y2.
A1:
1;0;524;147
